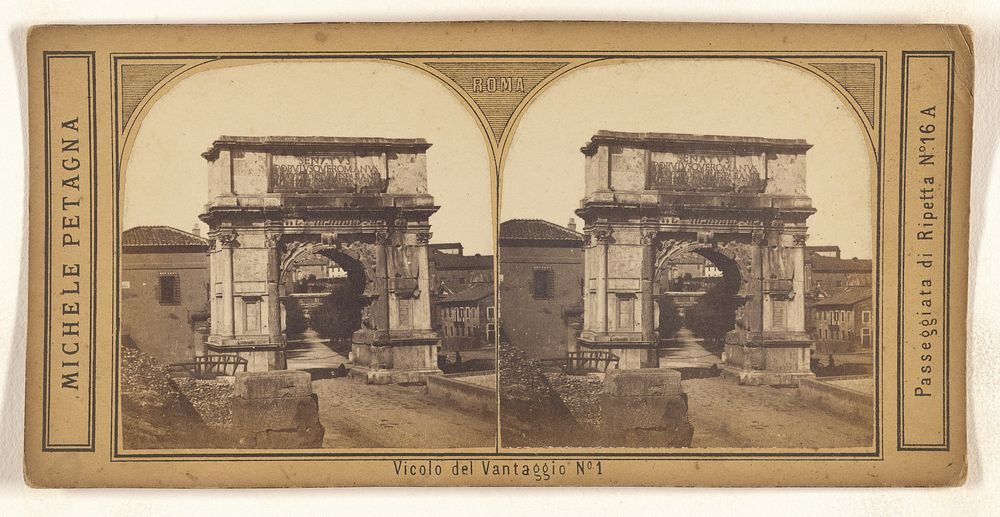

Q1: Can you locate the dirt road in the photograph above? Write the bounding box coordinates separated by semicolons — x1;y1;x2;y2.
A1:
683;378;873;449
311;377;496;449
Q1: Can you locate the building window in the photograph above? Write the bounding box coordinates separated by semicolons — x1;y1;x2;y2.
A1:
861;327;872;347
487;305;495;321
532;268;555;299
158;273;181;305
862;310;871;323
486;323;497;342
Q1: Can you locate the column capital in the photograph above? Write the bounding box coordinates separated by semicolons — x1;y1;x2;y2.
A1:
415;231;432;245
264;232;282;248
792;233;809;247
640;229;658;246
374;230;391;245
215;229;238;248
592;227;613;244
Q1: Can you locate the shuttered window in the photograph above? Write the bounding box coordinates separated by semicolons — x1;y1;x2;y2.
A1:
158;273;181;305
532;268;555;299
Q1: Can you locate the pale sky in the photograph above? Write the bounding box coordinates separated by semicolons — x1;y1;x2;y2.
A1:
123;61;494;255
501;59;875;260
124;59;875;260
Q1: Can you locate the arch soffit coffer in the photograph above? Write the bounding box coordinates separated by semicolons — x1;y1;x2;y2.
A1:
652;233;753;291
277;237;377;293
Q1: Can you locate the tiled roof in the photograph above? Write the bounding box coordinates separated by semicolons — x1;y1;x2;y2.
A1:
499;219;583;243
814;288;872;307
438;284;494;304
433;252;494;270
122;226;208;248
809;255;872;273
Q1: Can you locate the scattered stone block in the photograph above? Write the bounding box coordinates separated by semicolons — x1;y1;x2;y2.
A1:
233;370;312;400
603;368;683;397
231;370;324;448
599;368;693;448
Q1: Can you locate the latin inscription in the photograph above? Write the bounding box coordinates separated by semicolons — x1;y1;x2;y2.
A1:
270;153;385;193
649;151;763;192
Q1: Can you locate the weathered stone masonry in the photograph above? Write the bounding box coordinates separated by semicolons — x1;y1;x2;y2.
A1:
200;136;442;384
576;131;816;385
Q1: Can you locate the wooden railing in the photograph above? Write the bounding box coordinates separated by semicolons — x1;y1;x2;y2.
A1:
172;354;248;379
540;350;620;375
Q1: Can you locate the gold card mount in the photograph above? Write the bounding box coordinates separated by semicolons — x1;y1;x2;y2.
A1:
22;23;970;488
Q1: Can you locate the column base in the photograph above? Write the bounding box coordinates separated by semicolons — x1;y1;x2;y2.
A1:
577;335;659;370
721;330;814;386
720;367;815;387
349;329;441;385
348;365;444;385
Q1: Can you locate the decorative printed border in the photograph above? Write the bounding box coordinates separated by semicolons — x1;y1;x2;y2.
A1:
896;51;954;451
42;51;98;452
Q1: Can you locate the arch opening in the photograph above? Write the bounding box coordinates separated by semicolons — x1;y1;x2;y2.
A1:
279;247;369;359
654;246;744;367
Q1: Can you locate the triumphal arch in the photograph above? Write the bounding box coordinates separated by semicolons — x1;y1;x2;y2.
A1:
577;131;816;385
199;136;441;384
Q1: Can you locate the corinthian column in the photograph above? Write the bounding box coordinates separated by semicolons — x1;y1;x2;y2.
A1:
216;230;238;338
640;230;657;344
593;228;612;334
264;232;282;346
415;231;433;331
373;230;390;344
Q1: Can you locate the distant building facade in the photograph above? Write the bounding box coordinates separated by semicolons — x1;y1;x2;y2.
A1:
430;245;493;292
498;219;584;359
121;226;210;364
804;246;872;293
812;287;873;353
436;284;495;351
803;246;873;341
428;243;494;335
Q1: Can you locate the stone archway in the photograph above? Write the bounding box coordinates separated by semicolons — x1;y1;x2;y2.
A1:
653;243;745;362
278;242;370;355
200;136;441;384
576;131;815;385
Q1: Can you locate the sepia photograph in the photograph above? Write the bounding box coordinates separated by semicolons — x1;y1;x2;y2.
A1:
499;59;877;449
119;60;497;450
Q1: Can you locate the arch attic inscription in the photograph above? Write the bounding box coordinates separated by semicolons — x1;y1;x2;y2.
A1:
199;136;441;384
576;131;816;386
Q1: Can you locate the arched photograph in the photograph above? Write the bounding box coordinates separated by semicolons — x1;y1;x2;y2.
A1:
498;59;876;450
119;60;496;451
